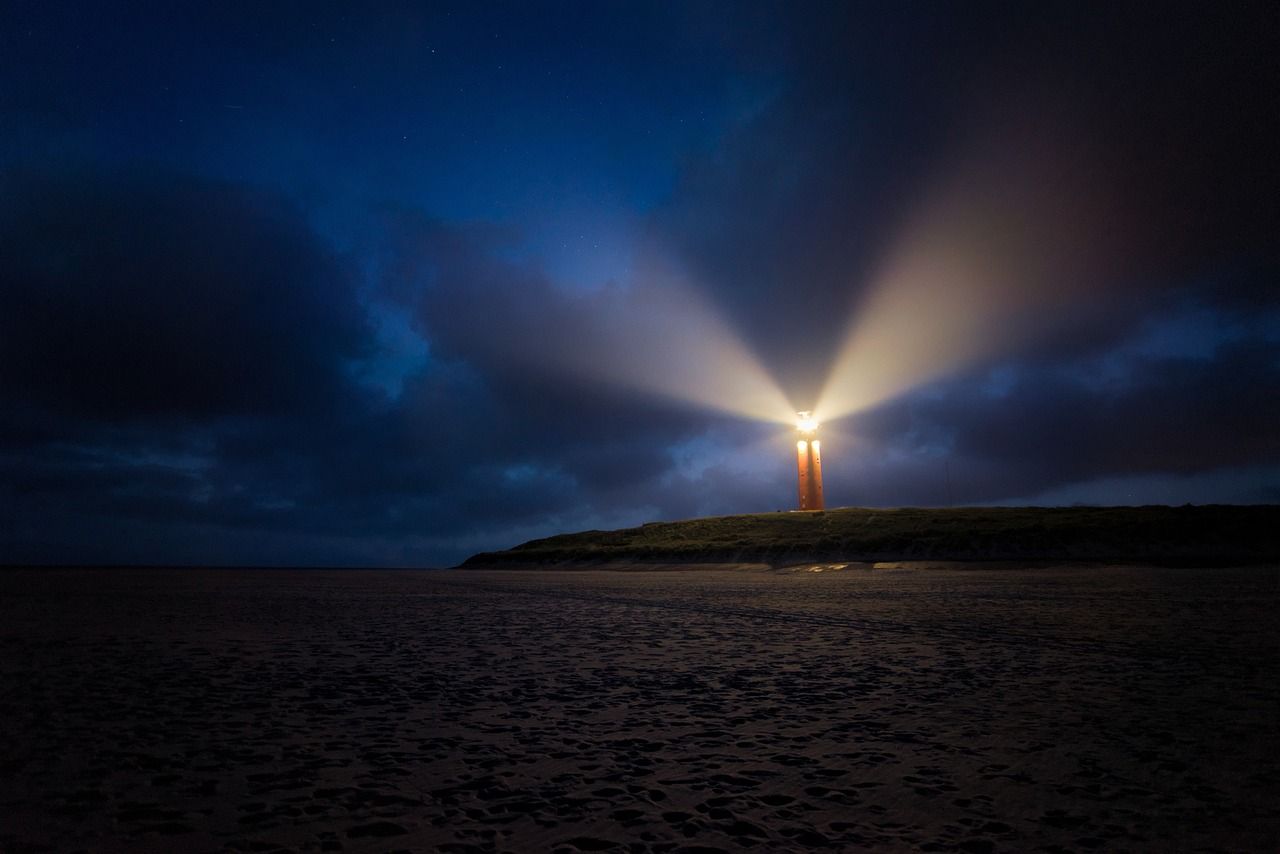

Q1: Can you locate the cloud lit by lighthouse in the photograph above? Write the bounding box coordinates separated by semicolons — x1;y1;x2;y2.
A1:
2;2;1277;567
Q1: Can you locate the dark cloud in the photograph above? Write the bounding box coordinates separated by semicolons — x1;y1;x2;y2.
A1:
841;327;1280;505
0;168;371;423
0;169;741;564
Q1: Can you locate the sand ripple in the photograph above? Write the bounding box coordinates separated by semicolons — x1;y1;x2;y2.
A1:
0;565;1276;852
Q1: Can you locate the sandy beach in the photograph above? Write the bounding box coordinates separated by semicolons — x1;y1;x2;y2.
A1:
1;565;1277;852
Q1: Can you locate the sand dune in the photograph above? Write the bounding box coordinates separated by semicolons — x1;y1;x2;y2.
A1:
1;565;1277;851
463;505;1280;568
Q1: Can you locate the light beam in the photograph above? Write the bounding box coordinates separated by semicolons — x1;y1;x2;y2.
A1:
814;120;1124;424
501;256;796;424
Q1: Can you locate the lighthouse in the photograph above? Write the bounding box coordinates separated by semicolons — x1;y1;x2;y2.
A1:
795;411;824;511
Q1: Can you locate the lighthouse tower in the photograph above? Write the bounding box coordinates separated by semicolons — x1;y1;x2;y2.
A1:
795;412;824;511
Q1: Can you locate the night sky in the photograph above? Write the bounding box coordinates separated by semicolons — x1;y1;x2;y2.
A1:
2;2;1277;567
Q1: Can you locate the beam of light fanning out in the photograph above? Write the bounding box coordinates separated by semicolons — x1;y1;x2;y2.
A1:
815;125;1125;424
601;282;796;424
499;271;796;425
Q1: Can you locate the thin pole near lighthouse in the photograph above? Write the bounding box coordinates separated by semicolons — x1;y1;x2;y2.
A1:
795;411;824;511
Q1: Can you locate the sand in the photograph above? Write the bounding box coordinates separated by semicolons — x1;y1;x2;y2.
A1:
0;565;1277;852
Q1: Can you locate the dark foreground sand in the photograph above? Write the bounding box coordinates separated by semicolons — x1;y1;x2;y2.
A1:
1;566;1277;853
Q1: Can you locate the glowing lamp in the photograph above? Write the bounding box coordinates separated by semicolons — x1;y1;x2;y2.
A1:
795;411;824;511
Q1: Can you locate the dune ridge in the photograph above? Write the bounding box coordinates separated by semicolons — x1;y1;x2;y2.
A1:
462;505;1280;569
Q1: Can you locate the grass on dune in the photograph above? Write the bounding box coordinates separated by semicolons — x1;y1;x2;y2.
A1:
462;505;1280;567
